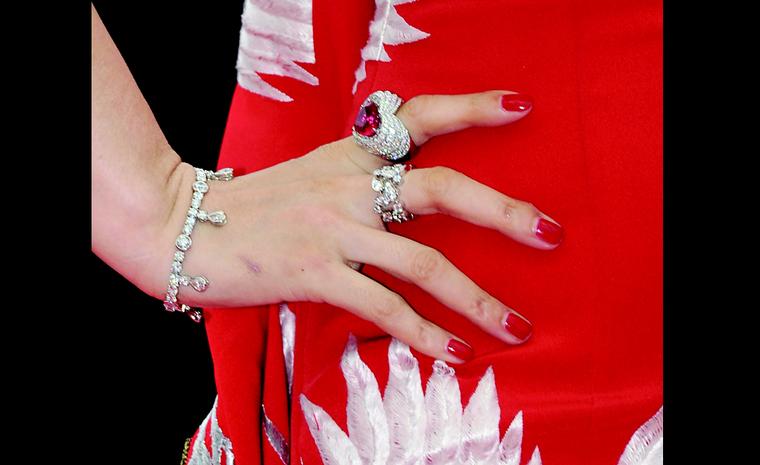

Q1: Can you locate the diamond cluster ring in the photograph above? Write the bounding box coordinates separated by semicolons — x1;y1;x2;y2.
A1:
352;90;415;161
372;163;414;223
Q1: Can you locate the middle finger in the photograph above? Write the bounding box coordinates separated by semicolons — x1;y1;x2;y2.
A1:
339;222;533;345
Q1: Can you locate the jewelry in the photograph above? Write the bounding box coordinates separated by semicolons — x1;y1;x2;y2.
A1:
352;90;415;161
372;163;414;223
163;167;234;322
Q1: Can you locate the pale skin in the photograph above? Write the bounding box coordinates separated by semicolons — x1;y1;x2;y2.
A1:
91;5;562;364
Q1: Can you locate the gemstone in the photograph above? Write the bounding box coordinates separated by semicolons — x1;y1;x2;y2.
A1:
188;309;203;323
163;300;179;312
191;198;201;209
191;276;209;292
182;224;193;235
208;211;227;225
371;178;385;192
215;168;234;181
197;210;209;221
193;181;209;193
187;208;198;218
174;251;185;263
175;234;192;251
171;260;182;273
354;101;381;137
195;169;207;182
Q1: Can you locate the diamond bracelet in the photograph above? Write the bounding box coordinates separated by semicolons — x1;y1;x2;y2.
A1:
162;167;234;322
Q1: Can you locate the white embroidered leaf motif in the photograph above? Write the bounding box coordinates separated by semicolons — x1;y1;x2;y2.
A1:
458;367;501;464
383;339;426;465
423;360;462;465
352;0;430;93
498;411;523;465
188;396;235;465
236;0;318;102
300;394;363;465
526;447;542;465
617;407;663;465
279;303;296;395
301;338;542;465
341;334;391;465
262;404;290;465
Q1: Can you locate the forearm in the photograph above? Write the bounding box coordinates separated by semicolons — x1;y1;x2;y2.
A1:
91;4;190;298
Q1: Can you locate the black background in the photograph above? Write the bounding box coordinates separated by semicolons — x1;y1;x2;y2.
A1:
91;1;244;462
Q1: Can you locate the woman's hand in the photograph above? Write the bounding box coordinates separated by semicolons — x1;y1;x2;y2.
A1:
151;91;563;364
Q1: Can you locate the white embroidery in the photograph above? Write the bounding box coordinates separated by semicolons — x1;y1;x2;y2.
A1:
617;407;663;465
263;404;291;465
526;447;542;465
352;0;430;93
188;397;235;465
341;335;390;465
236;0;318;102
279;303;296;395
384;339;425;464
299;336;542;465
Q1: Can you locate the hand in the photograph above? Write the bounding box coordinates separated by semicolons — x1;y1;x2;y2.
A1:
151;90;563;364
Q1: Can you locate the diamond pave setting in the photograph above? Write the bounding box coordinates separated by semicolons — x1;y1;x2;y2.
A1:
163;167;234;323
352;90;411;161
372;163;414;223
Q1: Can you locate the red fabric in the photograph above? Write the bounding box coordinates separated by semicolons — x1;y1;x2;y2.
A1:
200;0;663;464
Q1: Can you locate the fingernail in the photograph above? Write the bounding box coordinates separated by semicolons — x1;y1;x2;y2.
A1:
501;93;533;112
535;218;564;246
446;339;474;362
504;312;533;341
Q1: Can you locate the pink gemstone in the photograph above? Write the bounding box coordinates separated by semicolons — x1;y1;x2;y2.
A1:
354;101;381;137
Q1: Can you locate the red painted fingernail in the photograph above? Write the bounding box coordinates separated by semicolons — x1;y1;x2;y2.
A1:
446;339;474;362
501;93;533;112
504;312;533;341
535;218;564;246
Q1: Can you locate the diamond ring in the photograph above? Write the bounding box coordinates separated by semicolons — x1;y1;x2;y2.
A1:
353;91;416;161
372;163;414;223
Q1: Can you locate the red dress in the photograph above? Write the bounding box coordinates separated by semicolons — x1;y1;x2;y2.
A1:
185;1;663;464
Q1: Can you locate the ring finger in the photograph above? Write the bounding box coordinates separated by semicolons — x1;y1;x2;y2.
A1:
340;223;533;345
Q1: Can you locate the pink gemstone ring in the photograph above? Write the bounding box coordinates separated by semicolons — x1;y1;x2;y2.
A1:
352;90;415;161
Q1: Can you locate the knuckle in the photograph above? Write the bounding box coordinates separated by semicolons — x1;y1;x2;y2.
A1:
465;94;483;122
422;166;457;199
404;94;434;120
469;293;502;324
373;292;407;320
501;198;519;226
403;95;435;141
415;321;436;348
410;247;446;282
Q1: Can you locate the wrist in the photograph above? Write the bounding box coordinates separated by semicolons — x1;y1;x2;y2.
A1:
138;161;198;300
